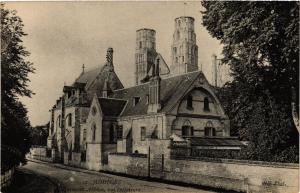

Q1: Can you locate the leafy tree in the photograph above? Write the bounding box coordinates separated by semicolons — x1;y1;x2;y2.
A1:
202;1;299;162
30;123;49;146
1;3;35;171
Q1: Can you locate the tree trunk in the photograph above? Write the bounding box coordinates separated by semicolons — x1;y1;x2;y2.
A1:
291;86;299;132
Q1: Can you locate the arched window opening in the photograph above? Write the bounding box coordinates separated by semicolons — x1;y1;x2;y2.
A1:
177;31;180;39
204;97;210;111
182;126;194;137
67;114;72;126
83;128;87;141
92;124;96;142
187;95;193;109
181;120;194;137
204;122;216;137
56;115;61;129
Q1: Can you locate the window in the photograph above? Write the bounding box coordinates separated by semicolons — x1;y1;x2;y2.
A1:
174;47;177;55
117;125;123;140
146;94;149;104
204;97;210;111
182;126;194;137
139;41;142;49
92;106;97;116
92;124;96;142
187;95;193;109
83;128;87;141
182;56;184;62
141;127;146;141
176;57;178;63
204;127;216;137
68;114;72;126
56;115;61;128
133;97;140;106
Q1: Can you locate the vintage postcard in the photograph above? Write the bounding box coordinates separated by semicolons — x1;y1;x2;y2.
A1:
1;1;299;193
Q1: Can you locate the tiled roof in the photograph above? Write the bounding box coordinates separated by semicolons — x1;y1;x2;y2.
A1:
98;98;127;117
111;71;202;117
190;137;244;147
74;67;102;87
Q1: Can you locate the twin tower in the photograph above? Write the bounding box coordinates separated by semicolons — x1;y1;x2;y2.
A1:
135;16;198;85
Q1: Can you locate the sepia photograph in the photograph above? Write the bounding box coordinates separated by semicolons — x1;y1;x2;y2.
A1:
1;1;299;193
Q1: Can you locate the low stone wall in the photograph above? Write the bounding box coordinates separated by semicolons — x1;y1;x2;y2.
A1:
64;152;87;169
108;153;148;177
167;157;298;193
107;150;298;193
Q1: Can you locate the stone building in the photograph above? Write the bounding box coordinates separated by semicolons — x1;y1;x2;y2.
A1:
47;16;241;171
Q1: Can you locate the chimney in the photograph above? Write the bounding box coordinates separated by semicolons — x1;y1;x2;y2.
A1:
147;58;161;113
106;47;113;66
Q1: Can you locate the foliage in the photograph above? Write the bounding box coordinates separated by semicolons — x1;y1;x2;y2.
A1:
30;123;49;146
202;1;299;162
1;4;35;171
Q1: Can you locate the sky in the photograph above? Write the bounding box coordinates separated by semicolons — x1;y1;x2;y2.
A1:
5;1;223;126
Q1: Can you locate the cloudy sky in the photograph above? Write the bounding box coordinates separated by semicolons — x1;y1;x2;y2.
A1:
6;1;222;126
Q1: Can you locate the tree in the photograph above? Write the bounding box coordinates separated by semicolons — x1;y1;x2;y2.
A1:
202;1;299;162
1;3;35;171
30;123;49;146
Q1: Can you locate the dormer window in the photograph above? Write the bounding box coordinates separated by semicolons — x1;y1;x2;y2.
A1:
187;95;193;109
204;97;210;111
133;97;140;106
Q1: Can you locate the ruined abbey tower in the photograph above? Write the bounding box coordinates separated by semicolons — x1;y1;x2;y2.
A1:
170;16;198;75
135;28;157;85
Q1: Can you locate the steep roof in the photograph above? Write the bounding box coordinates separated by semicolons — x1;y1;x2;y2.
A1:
53;63;124;109
98;98;127;117
74;64;123;91
111;71;202;117
75;67;102;87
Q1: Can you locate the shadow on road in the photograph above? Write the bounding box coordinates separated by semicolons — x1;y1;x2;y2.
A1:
2;168;65;193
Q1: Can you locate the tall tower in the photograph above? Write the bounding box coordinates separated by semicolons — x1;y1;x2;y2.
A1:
135;28;157;85
170;16;198;75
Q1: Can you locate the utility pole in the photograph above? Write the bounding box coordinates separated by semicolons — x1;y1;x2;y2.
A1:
212;54;218;87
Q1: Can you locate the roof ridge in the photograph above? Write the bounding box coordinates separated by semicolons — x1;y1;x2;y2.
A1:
114;71;201;92
98;97;127;101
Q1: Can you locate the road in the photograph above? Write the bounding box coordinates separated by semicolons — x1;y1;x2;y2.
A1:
21;161;217;193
